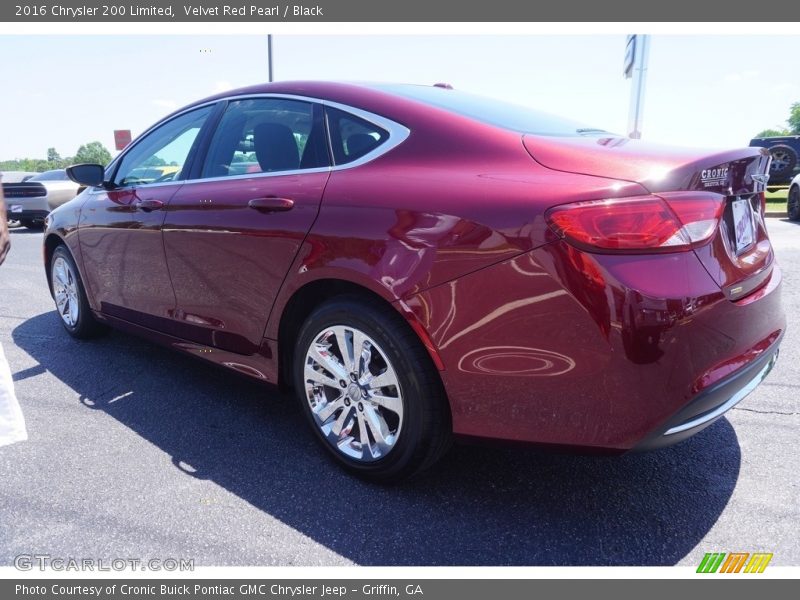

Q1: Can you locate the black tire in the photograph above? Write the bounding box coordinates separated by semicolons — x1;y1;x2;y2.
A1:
293;296;451;483
49;245;106;339
20;219;44;231
768;144;798;181
789;185;800;221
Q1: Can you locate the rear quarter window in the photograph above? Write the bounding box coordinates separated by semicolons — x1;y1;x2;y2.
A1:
326;106;390;165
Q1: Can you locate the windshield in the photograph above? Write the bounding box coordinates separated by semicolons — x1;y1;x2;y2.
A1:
29;170;68;182
373;84;611;137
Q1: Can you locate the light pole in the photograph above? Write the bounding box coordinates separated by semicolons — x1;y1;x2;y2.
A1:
268;35;274;82
624;34;650;139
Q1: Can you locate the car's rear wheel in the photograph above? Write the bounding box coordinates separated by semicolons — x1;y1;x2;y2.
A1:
50;245;106;339
788;186;800;221
768;144;798;181
293;296;451;483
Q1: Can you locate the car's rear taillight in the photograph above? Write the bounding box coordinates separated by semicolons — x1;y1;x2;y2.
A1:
545;192;725;253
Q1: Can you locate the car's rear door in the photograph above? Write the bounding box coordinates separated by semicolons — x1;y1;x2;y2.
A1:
78;105;215;327
161;97;331;354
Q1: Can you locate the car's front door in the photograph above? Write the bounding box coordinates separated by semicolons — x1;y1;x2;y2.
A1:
162;97;331;354
79;105;215;327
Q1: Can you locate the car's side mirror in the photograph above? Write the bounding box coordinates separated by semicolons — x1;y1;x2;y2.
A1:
66;164;106;188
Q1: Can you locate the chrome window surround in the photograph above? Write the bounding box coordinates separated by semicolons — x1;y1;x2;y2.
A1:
90;93;410;194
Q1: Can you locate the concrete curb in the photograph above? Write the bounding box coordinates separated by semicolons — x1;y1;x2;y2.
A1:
766;212;788;218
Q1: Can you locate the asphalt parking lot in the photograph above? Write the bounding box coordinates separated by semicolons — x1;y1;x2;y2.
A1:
0;220;798;567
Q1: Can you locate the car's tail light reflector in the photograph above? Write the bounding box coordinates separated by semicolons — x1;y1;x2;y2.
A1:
545;192;725;253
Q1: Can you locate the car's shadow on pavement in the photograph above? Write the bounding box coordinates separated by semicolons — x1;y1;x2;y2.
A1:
13;311;741;566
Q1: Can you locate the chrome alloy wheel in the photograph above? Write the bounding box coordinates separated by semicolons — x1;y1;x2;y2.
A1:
303;325;404;462
52;256;79;327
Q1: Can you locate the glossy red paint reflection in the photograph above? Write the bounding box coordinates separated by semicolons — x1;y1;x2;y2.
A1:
44;81;784;452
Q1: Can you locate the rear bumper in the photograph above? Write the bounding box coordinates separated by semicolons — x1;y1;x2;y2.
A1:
634;337;780;450
6;209;49;222
403;239;785;450
5;196;50;221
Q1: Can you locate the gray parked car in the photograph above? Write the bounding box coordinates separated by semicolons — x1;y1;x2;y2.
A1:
787;173;800;221
0;171;38;183
2;170;81;230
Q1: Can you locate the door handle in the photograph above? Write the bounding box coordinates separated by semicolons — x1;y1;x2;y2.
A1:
134;199;164;212
247;197;295;212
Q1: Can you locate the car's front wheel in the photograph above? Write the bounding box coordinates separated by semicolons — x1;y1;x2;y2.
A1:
50;245;106;339
293;296;451;482
788;185;800;221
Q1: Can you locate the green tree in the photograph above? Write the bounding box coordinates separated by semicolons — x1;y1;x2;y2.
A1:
142;155;167;167
756;101;800;137
0;158;46;172
788;102;800;135
47;147;61;163
755;128;790;138
74;141;112;166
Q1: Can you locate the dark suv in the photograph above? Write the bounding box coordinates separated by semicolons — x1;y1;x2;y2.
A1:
749;135;800;183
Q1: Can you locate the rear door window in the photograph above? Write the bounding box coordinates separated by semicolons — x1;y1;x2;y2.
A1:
200;98;329;178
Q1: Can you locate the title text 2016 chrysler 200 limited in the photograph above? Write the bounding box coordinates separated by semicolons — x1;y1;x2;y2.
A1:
45;82;784;481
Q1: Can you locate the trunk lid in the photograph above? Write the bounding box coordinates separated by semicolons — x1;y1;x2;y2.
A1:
523;135;774;300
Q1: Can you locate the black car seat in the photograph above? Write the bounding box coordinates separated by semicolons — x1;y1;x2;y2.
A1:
253;123;300;172
345;133;380;160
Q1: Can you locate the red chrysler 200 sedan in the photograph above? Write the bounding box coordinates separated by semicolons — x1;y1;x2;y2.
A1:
45;82;784;482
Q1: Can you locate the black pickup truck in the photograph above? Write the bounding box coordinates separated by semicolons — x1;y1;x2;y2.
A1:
749;135;800;183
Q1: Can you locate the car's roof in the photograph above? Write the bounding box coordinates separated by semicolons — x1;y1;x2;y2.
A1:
178;81;597;138
29;169;68;181
169;81;471;136
188;80;400;108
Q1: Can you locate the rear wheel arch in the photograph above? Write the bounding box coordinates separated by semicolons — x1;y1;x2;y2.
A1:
282;282;453;481
276;279;445;392
43;234;65;296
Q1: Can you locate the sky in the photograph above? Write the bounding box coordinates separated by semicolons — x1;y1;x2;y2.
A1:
0;34;798;160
